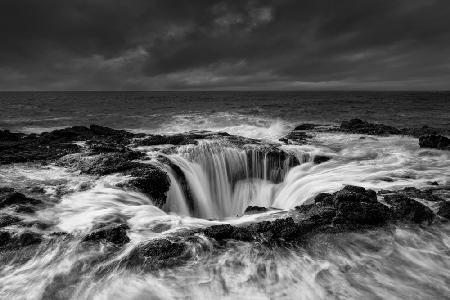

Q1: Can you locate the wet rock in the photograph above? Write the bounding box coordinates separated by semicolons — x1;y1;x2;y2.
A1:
0;214;21;228
400;126;449;138
0;230;42;249
340;119;401;135
58;150;144;176
136;134;198;146
0;125;138;164
383;194;434;224
437;201;450;219
83;223;130;245
120;164;171;208
0;191;43;209
419;134;450;150
0;129;23;141
283;131;312;143
246;147;300;183
313;155;331;164
294;124;317;131
244;206;268;215
126;238;190;270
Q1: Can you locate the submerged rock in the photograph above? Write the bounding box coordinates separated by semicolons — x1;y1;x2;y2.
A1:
419;134;450;150
83;224;130;245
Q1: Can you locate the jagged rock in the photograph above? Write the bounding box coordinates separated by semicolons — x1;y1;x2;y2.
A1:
383;194;434;224
136;134;198;146
283;131;312;143
125;238;191;271
340;119;401;135
0;130;23;141
0;214;21;228
437;201;450;219
294;124;317;131
0;125;139;164
244;206;268;214
0;230;42;250
419;135;450;150
83;224;130;245
58;150;144;176
0;191;43;209
120;164;170;208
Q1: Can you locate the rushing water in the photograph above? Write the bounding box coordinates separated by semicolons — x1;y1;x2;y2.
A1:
0;92;449;299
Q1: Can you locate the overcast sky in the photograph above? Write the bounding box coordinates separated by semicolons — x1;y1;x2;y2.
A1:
1;0;450;90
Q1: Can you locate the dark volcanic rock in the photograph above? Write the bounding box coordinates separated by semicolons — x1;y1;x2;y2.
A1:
136;134;198;146
0;191;43;210
126;238;191;271
294;124;317;131
313;155;331;164
83;224;130;245
419;135;450;150
121;185;441;271
121;164;171;208
437;201;450;219
244;206;268;215
0;125;138;164
340;119;401;135
0;230;42;250
58;150;144;176
0;214;21;228
383;194;434;224
0;130;23;141
283;131;312;144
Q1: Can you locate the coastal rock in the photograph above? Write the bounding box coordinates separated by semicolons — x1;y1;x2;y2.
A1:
0;214;21;228
125;238;191;271
340;119;400;135
136;134;198;146
419;134;450;150
58;150;144;176
244;206;268;214
0;230;42;250
313;155;331;164
0;191;43;210
0;125;139;164
294;124;317;131
383;194;434;224
83;224;130;245
437;201;450;219
120;164;171;208
0;130;23;141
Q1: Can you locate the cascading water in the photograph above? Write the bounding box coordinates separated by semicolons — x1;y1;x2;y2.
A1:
160;140;307;219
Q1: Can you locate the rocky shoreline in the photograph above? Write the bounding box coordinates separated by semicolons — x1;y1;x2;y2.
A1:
1;120;449;274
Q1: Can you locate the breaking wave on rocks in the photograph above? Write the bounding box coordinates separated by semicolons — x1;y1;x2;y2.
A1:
1;112;449;299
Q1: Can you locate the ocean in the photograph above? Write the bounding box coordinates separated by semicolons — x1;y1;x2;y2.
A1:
0;91;449;299
1;91;449;137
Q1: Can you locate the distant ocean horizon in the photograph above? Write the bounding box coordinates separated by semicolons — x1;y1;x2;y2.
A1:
1;91;449;140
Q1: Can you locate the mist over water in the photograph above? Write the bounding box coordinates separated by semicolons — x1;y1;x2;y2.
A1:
0;92;449;299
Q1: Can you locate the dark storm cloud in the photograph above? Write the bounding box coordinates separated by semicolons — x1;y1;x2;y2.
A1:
1;0;450;90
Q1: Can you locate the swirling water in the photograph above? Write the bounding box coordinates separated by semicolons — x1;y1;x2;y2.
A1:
0;91;449;299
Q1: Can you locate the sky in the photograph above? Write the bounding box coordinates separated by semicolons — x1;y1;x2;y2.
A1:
1;0;450;91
